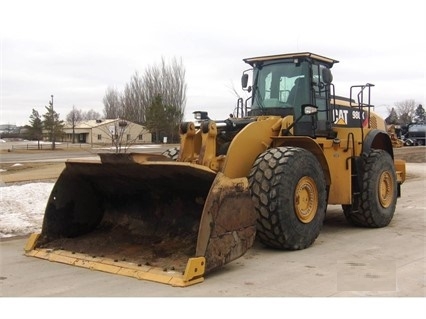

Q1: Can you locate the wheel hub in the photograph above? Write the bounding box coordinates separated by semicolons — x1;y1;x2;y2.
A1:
378;171;394;208
294;176;318;223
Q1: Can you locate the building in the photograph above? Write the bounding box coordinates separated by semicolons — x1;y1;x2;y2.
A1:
0;124;19;135
61;119;152;146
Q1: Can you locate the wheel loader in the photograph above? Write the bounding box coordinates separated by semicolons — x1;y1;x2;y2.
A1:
25;52;406;287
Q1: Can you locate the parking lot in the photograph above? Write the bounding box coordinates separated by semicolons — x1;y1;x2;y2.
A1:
0;144;424;318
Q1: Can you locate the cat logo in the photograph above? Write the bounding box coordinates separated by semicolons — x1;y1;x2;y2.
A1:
335;117;347;125
334;109;348;125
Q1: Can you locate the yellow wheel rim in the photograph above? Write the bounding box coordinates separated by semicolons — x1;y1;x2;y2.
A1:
378;171;394;208
294;176;318;223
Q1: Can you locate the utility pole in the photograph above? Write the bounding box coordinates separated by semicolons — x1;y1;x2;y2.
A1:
50;94;56;150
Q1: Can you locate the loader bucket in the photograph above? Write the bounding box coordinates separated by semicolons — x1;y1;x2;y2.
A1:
25;153;257;287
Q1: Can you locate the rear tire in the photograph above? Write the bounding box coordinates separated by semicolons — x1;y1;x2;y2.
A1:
343;149;397;227
249;147;327;250
162;147;180;161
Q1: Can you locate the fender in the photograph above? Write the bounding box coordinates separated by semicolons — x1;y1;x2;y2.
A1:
362;129;394;159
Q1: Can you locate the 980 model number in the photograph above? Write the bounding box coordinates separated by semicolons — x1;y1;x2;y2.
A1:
352;110;364;120
333;107;366;126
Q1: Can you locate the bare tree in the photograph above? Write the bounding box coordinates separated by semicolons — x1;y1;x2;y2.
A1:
395;99;416;125
121;72;145;124
102;57;187;142
142;57;186;141
97;120;144;153
66;105;83;143
103;86;122;119
83;109;102;120
142;57;186;119
226;80;249;117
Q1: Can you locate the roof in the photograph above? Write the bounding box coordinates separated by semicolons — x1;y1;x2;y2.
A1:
63;119;120;129
243;52;339;67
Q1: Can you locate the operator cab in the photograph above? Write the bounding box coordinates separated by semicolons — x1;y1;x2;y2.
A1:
241;52;338;137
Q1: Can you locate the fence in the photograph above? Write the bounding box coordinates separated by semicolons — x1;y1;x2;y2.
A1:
9;142;89;151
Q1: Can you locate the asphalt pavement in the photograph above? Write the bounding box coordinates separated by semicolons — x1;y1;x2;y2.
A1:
0;146;424;318
0;142;175;163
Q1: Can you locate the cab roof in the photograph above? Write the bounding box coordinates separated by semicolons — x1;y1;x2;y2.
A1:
243;52;339;67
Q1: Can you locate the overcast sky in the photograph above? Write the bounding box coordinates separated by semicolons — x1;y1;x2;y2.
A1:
1;0;425;126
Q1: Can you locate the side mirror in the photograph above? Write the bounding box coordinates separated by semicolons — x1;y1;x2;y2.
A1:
241;73;249;88
322;68;333;84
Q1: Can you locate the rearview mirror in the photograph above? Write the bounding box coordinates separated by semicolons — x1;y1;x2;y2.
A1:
322;68;333;84
241;74;249;88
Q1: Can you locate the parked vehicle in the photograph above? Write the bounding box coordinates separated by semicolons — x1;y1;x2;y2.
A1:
403;123;426;146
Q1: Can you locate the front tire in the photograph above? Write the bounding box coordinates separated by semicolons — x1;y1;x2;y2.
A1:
343;149;397;227
249;147;327;250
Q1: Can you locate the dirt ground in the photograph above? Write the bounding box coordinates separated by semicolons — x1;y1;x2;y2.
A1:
392;146;426;163
0;146;424;184
0;162;65;184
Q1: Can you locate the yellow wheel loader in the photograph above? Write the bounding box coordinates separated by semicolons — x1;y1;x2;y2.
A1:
25;52;406;286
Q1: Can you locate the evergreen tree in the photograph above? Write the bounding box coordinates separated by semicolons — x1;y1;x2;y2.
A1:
28;109;43;149
414;104;425;123
145;95;168;143
43;104;64;150
385;107;399;125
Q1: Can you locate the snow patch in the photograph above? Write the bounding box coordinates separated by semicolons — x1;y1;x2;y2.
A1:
0;182;54;238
